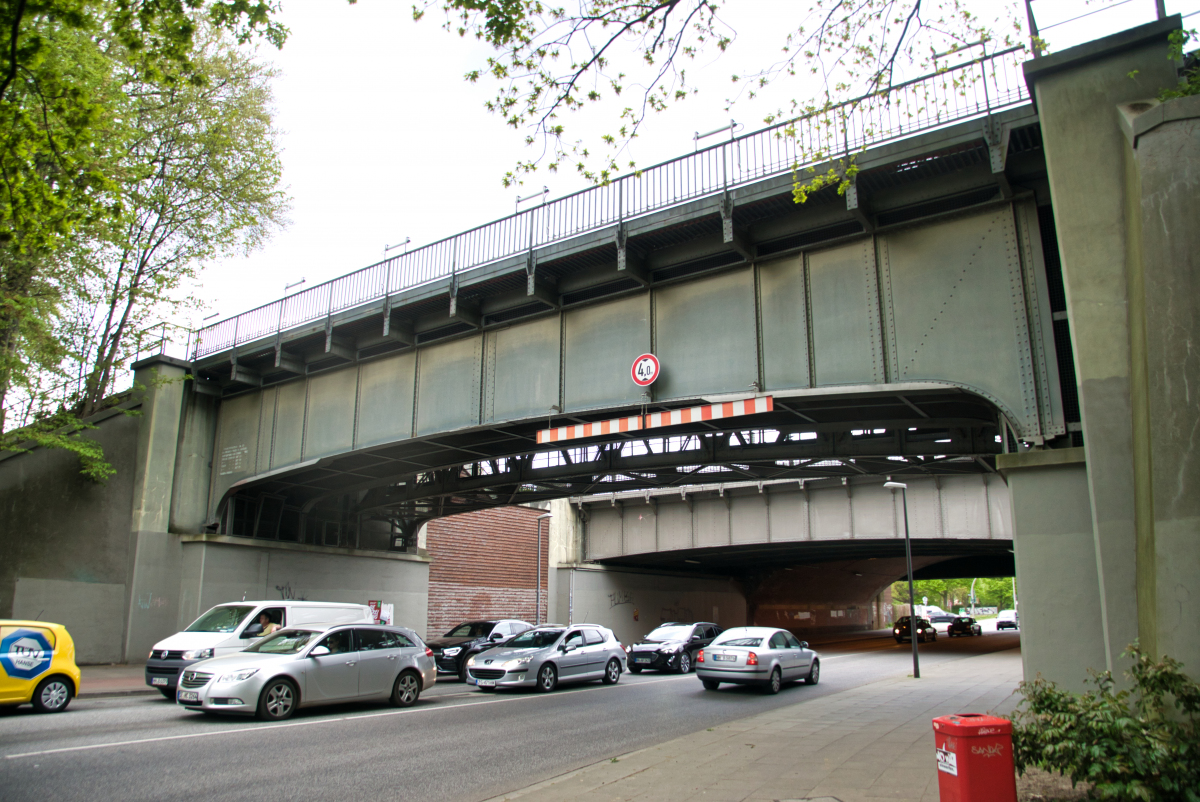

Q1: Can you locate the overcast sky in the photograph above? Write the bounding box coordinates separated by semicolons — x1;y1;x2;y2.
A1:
191;0;1191;340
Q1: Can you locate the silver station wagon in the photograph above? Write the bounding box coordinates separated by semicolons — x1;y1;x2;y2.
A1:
696;626;820;694
465;624;626;692
176;623;436;720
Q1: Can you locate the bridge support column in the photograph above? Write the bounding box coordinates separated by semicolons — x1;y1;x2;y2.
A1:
1024;16;1198;681
124;356;190;662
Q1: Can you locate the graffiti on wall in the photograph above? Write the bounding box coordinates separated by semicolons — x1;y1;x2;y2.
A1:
275;582;307;601
137;593;169;610
608;590;633;608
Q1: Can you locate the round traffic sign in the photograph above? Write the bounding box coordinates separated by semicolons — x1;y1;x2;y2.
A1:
631;353;660;386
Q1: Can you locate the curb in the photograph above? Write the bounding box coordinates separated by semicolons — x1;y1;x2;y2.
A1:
79;689;160;699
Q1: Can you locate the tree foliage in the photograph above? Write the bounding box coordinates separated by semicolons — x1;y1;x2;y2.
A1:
891;576;1014;611
418;0;1023;186
0;3;287;481
1011;643;1200;802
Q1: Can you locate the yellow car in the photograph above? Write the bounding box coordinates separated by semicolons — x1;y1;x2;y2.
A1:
0;620;82;713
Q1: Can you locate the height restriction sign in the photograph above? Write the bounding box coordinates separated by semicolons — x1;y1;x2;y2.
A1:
631;353;660;386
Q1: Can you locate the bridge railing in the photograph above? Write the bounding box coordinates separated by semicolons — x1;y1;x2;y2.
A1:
194;47;1029;359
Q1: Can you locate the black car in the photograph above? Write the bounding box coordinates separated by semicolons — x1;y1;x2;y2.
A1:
427;619;532;680
625;622;722;674
948;616;982;637
893;616;937;643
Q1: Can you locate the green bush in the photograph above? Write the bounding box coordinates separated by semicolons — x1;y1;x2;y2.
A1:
1010;643;1200;801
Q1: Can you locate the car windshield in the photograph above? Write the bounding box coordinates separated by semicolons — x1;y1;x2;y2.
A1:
445;622;495;638
645;625;691;641
713;635;764;647
507;628;564;648
244;629;320;654
186;605;256;633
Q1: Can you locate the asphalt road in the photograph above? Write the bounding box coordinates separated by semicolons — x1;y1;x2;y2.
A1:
0;631;1020;801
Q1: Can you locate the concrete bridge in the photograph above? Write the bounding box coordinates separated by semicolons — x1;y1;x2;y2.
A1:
2;18;1196;688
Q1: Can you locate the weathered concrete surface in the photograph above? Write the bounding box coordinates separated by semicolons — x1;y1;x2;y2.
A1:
1025;16;1181;676
999;448;1106;690
0;409;140;664
1131;94;1200;671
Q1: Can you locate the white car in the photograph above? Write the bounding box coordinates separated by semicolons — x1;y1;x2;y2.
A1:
996;609;1019;630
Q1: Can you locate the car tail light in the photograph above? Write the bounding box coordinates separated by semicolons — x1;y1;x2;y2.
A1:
697;649;704;663
425;647;433;657
746;652;758;666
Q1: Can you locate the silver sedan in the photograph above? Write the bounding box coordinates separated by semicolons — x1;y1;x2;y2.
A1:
176;623;436;720
696;626;820;694
464;624;626;692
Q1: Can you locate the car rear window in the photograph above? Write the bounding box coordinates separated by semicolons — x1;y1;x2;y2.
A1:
713;636;764;648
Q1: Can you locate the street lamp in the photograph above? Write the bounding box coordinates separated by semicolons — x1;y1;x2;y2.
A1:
536;512;552;625
884;481;920;679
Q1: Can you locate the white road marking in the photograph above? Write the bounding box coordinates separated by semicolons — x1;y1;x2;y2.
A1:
5;674;688;760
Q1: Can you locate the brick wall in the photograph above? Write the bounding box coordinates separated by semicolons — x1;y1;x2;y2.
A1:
425;506;547;636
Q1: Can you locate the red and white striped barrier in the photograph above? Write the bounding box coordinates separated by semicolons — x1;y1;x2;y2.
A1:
644;396;773;429
537;415;642;445
536;396;773;445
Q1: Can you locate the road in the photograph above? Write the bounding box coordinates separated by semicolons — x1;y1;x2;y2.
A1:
0;631;1020;801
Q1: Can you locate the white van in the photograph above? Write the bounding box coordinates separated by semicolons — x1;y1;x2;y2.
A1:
144;600;374;695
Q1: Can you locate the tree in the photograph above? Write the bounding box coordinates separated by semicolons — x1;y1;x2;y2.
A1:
0;7;288;481
419;0;1025;186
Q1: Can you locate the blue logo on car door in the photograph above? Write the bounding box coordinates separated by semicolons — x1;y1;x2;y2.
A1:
0;629;54;680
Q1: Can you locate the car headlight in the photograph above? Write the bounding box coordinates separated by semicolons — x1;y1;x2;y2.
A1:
443;647;462;657
183;648;214;660
466;655;477;667
502;658;531;670
219;668;259;683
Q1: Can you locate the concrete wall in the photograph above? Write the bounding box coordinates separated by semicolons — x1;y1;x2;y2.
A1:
549;565;747;646
0;409;141;664
177;537;430;638
999;449;1106;690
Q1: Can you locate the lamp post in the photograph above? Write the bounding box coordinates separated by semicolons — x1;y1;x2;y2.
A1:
536;512;552;625
884;481;920;679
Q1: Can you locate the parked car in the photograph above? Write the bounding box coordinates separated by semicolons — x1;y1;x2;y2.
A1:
695;626;820;694
947;616;982;637
464;623;626;692
893;616;937;643
427;619;533;680
146;600;375;697
625;622;722;674
928;612;958;631
175;623;435;720
0;619;82;713
996;609;1020;630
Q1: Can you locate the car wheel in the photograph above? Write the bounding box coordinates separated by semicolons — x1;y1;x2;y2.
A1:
895;637;903;643
31;676;72;713
763;667;783;695
458;657;470;683
158;687;175;699
256;678;298;721
629;665;642;674
806;659;820;685
677;652;691;674
602;658;621;685
537;663;558;693
391;671;421;707
701;679;720;691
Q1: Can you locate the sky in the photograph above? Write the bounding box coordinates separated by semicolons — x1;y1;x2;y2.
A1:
187;0;1196;347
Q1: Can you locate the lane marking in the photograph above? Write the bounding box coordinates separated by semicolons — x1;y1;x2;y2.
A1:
5;674;688;760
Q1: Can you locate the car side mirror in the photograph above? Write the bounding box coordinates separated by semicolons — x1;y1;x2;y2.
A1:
490;632;505;641
243;623;263;638
561;643;575;653
800;641;809;649
310;645;330;657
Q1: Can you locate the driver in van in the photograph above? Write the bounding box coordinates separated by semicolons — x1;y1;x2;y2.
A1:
258;612;280;636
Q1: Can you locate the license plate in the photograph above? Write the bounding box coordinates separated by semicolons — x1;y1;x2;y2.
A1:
177;690;199;703
634;656;651;663
713;653;735;662
151;677;168;686
476;679;496;688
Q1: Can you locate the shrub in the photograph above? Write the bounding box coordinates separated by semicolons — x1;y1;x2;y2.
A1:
1010;643;1200;801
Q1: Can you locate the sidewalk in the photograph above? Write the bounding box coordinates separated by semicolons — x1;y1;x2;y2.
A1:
485;648;1025;802
78;664;156;697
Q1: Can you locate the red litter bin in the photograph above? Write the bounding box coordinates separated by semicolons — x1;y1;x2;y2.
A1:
931;713;1017;802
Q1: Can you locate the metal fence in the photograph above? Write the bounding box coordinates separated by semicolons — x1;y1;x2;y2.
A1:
189;46;1027;358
